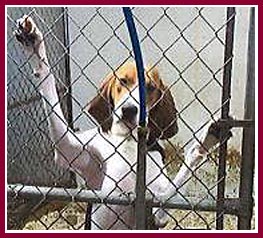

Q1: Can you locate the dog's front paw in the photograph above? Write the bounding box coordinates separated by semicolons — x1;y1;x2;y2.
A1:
200;118;233;152
14;15;44;54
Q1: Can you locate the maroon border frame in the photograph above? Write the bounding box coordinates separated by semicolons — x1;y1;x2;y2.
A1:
2;1;260;238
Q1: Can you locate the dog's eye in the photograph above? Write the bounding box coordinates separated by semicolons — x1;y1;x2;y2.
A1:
146;84;156;93
120;78;128;86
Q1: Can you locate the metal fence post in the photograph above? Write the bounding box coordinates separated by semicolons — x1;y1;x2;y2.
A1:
216;7;236;230
238;7;255;230
123;7;148;230
136;127;148;229
62;7;74;130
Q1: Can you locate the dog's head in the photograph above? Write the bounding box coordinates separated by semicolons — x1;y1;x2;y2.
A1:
87;62;178;141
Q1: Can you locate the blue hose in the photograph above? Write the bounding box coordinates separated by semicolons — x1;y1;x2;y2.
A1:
123;7;146;127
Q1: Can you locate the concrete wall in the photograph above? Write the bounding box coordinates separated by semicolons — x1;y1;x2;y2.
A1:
68;7;251;149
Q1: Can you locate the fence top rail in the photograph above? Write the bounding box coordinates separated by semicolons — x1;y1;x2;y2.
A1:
7;184;243;216
218;119;254;128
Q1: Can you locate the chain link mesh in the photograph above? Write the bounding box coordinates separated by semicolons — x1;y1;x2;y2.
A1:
6;6;253;230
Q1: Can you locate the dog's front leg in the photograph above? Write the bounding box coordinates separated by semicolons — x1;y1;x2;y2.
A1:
164;120;228;200
14;15;69;143
14;15;105;189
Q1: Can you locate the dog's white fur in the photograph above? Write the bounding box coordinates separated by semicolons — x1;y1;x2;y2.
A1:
14;15;222;230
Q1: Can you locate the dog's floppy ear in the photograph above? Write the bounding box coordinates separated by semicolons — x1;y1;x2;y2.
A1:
87;74;114;132
147;68;178;142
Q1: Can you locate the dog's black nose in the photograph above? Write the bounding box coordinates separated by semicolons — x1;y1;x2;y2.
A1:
122;104;138;120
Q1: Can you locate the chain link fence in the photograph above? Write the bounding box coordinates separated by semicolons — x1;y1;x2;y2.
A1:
6;6;255;230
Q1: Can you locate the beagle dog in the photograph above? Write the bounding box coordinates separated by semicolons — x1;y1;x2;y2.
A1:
87;61;178;159
14;15;224;230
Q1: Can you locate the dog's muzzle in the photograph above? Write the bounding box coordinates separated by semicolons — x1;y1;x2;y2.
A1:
121;103;138;125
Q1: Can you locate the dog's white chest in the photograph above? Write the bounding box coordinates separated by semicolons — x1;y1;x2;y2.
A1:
100;136;138;193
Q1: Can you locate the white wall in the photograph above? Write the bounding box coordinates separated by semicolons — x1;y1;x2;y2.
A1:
68;6;251;150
